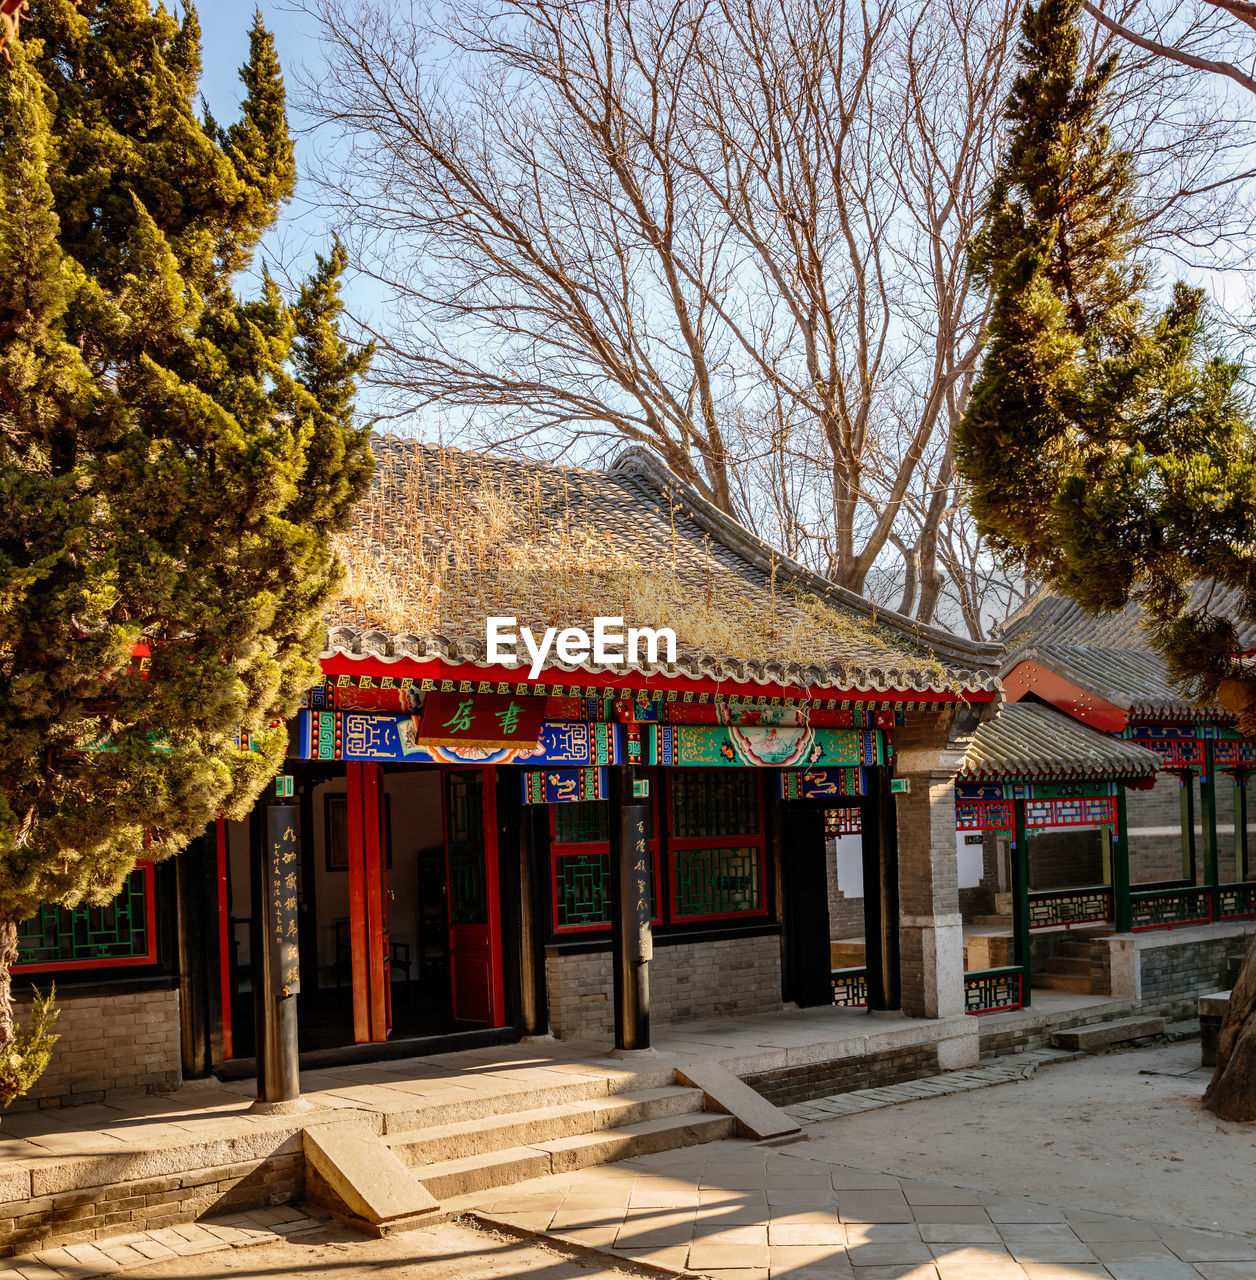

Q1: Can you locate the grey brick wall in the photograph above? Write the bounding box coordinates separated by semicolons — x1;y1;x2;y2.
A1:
742;1043;940;1106
545;933;782;1041
10;986;180;1110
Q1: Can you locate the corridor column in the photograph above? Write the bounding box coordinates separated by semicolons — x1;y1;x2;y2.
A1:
1112;784;1132;934
608;764;651;1051
1200;741;1219;914
860;765;901;1012
1010;794;1032;1007
893;715;968;1020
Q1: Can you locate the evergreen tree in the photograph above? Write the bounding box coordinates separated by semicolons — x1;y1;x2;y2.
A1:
956;0;1256;1121
0;1;372;1096
958;0;1256;701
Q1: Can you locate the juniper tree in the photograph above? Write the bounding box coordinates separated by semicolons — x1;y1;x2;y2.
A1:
0;1;372;1100
956;0;1256;1121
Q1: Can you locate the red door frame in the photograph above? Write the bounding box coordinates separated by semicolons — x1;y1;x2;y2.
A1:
346;762;392;1044
215;817;233;1061
444;766;506;1027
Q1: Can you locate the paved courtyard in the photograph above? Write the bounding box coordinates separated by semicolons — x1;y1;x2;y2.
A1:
5;1041;1254;1280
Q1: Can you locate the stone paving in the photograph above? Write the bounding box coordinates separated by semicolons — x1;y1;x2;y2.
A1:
460;1138;1256;1280
783;1048;1079;1123
0;1205;326;1280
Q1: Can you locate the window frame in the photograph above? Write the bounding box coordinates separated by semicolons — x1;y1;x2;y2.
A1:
16;861;159;973
548;795;662;935
666;770;770;925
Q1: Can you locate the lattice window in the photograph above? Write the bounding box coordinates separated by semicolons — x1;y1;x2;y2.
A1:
554;854;613;928
672;845;762;919
17;865;155;970
669;771;760;837
554;801;611;845
446;773;487;926
825;808;861;836
550;796;659;933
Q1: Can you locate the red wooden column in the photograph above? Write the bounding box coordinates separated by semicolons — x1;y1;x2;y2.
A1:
345;763;372;1044
361;764;389;1042
215;817;234;1061
484;767;506;1026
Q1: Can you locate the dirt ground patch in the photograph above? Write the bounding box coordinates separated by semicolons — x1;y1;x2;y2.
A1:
796;1040;1256;1236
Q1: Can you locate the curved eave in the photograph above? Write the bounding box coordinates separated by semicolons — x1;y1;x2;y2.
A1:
320;632;1001;700
956;765;1157;784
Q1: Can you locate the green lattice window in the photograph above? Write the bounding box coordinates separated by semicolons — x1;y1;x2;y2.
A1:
670;771;760;837
16;865;154;970
554;801;611;845
671;845;763;919
446;772;488;926
553;853;658;930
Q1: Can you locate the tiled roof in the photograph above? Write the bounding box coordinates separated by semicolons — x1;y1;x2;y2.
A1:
324;440;1003;697
959;701;1161;781
996;586;1255;721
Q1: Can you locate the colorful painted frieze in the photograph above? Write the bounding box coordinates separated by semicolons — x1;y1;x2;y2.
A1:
780;767;867;799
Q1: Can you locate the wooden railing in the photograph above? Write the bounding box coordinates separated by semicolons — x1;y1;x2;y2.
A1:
963;966;1023;1014
1028;886;1113;930
830;966;868;1008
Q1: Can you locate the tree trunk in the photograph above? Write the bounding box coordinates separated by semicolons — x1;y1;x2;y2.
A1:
1202;933;1256;1122
0;918;16;1052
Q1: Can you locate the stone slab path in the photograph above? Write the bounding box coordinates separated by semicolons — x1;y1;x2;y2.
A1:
458;1137;1256;1279
783;1048;1079;1123
0;1205;325;1279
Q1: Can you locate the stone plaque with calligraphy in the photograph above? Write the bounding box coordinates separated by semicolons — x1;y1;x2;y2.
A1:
265;805;301;996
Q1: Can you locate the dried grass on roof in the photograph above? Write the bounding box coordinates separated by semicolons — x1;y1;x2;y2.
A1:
331;446;952;684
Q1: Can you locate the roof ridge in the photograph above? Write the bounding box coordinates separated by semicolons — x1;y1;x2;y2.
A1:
609;445;1003;669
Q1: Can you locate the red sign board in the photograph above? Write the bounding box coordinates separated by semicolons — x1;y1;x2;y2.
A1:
417;692;546;749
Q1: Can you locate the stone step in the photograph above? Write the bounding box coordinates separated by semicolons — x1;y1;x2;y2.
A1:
1051;1016;1166;1053
970;914;1013;927
1044;955;1092;976
413;1111;736;1199
385;1086;704;1164
1031;972;1093;993
375;1067;677;1134
1054;937;1097;958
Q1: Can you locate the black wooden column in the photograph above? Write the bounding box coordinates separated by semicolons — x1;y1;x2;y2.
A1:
608;764;651;1050
254;801;303;1106
1180;771;1198;883
175;830;217;1079
860;765;901;1012
781;800;833;1007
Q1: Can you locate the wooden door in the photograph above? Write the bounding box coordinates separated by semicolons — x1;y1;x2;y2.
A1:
443;768;505;1025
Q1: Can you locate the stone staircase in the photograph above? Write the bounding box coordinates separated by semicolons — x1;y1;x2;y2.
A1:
1032;933;1096;993
1031;929;1115;994
385;1080;735;1199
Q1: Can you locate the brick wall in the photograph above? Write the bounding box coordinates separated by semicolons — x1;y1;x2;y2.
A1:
1027;829;1104;889
0;1150;304;1256
1125;772;1189;883
1134;928;1251;1019
10;985;181;1110
741;1043;941;1106
545;933;782;1041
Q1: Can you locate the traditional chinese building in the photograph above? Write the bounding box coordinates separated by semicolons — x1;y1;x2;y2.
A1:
960;588;1256;1004
14;441;1014;1099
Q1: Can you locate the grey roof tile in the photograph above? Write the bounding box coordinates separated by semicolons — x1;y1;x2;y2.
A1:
960;702;1161;781
324;440;1003;696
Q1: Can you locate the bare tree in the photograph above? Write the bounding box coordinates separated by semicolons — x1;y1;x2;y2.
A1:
304;0;1255;633
1085;0;1256;96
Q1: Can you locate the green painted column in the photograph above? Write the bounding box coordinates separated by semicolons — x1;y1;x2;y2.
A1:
1236;771;1249;883
1200;741;1218;915
1180;772;1197;883
1112;784;1132;933
1011;794;1031;1008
